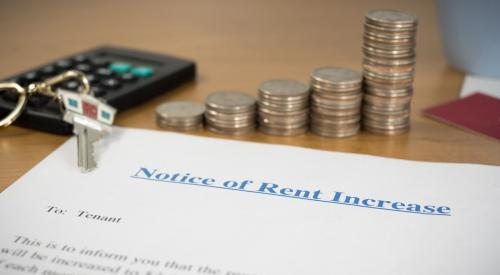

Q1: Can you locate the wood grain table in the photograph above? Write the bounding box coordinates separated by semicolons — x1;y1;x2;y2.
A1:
1;0;499;192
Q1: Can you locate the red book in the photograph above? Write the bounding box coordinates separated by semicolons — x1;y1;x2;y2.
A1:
423;92;500;140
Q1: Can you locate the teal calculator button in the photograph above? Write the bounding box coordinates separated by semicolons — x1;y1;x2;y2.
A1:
109;62;132;73
131;66;154;77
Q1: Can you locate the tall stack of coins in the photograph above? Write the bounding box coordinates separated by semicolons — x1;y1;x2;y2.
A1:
362;10;418;135
156;101;205;131
204;91;256;135
257;79;310;136
310;67;363;137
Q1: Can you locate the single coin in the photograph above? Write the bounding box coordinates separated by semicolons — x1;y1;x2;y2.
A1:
362;62;414;75
257;99;309;112
258;105;309;117
365;10;418;27
312;106;360;117
363;33;416;46
206;91;256;114
363;22;417;33
259;79;310;98
310;67;362;87
363;55;416;66
363;103;410;115
156;101;206;120
362;45;415;59
258;92;309;103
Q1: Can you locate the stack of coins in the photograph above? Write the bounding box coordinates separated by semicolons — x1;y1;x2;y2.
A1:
309;67;363;137
156;101;205;131
204;91;256;135
257;79;310;136
362;10;418;135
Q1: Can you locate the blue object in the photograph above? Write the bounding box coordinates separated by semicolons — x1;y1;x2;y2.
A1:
131;66;154;78
109;62;132;73
68;98;79;108
101;111;110;120
437;0;500;78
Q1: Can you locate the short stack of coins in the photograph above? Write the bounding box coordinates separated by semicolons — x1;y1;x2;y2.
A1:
310;67;363;137
155;101;205;131
204;91;256;135
362;10;418;135
257;79;310;136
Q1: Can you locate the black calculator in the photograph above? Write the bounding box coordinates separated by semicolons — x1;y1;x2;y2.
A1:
0;46;196;135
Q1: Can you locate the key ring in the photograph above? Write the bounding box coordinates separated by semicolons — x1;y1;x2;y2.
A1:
0;70;91;128
0;83;27;127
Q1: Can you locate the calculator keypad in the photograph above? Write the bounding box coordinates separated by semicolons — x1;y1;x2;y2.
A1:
4;56;156;106
0;46;195;134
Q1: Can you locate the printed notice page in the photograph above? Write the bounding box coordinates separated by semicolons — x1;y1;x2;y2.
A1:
0;127;499;275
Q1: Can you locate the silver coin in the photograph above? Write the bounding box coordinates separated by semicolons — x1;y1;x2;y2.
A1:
365;10;418;28
156;101;205;120
157;119;203;131
311;123;360;138
363;116;410;126
363;33;416;46
257;100;309;112
258;117;308;125
311;67;362;87
259;79;310;98
258;106;309;117
312;106;360;117
157;117;202;128
363;104;411;115
363;112;410;124
206;91;256;113
362;45;415;59
363;62;414;75
364;22;417;33
259;92;309;103
363;55;415;66
364;85;413;97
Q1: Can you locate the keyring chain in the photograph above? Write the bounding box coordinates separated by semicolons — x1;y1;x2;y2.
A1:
0;70;91;127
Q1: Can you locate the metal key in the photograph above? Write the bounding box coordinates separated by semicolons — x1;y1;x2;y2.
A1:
59;89;116;172
0;70;115;172
73;115;103;172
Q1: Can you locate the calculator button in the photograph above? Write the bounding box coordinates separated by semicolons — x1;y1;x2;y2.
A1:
40;65;57;76
28;95;49;108
109;62;132;73
73;55;88;63
96;68;113;77
64;81;80;91
120;73;136;82
55;59;72;70
21;72;39;85
86;74;98;84
101;78;121;89
91;59;110;68
75;63;92;73
131;66;154;78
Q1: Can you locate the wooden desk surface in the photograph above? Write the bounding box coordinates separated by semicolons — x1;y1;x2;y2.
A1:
1;0;499;191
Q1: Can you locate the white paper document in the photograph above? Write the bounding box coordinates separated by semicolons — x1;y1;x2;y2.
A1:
1;127;500;275
461;74;500;98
